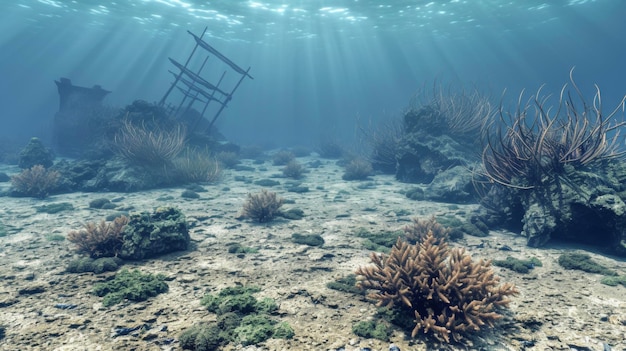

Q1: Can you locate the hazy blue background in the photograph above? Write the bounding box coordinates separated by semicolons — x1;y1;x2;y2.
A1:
1;0;624;149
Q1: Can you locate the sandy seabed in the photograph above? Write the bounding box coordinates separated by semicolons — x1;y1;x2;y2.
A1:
0;156;625;351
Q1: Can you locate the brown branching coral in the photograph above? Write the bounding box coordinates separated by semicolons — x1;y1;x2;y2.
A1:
356;231;518;343
67;216;129;258
10;164;61;198
403;216;450;244
241;189;284;223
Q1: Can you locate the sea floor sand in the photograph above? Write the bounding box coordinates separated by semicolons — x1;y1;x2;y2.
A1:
0;156;625;351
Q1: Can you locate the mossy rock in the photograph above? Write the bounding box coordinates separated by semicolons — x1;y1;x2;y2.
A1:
291;233;324;246
227;243;258;254
66;257;122;274
254;179;280;187
92;269;168;307
18;137;53;169
273;322;295;339
354;228;401;251
352;320;392;341
119;207;190;260
557;252;617;276
600;275;626;287
326;274;366;295
201;286;262;315
181;190;200;199
280;208;305;220
45;234;66;242
89;198;113;209
234;314;276;346
493;256;542;274
179;323;223;351
35;202;74;214
216;312;242;341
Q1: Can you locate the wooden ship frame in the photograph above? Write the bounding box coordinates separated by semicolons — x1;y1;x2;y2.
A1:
159;27;253;134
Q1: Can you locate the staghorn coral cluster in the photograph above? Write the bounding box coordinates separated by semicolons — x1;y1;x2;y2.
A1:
67;216;129;258
356;231;518;343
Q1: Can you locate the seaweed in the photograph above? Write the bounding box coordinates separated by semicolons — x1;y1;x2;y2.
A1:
493;256;542;273
92;269;168;307
557;252;617;276
326;274;366;295
600;275;626;287
354;227;401;252
352;320;392;341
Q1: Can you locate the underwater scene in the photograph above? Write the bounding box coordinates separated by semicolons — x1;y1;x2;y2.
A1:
1;0;626;350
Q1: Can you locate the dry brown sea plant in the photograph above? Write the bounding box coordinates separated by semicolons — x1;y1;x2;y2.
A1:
10;164;61;198
356;231;518;343
67;216;129;258
481;68;626;190
172;148;221;183
241;189;284;223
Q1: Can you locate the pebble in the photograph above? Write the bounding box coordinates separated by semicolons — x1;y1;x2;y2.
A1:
112;325;142;337
389;344;401;351
54;303;78;310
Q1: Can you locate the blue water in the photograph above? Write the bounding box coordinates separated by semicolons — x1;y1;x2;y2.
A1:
1;0;624;147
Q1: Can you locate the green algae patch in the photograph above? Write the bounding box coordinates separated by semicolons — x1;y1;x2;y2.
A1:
557;252;617;276
66;257;123;274
92;269;168;307
326;274;366;295
600;275;626;287
182;286;294;348
354;227;401;252
493;256;542;273
352;320;392;341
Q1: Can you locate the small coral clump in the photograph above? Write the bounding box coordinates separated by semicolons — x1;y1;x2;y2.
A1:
272;150;295;166
241;189;284;223
282;160;305;179
67;216;129;258
10;164;61;198
356;231;518;343
342;158;373;180
403;216;450;244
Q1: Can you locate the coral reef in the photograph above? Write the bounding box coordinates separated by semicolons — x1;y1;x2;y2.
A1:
67;215;129;258
355;231;518;343
241;189;284;223
10;164;61;198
